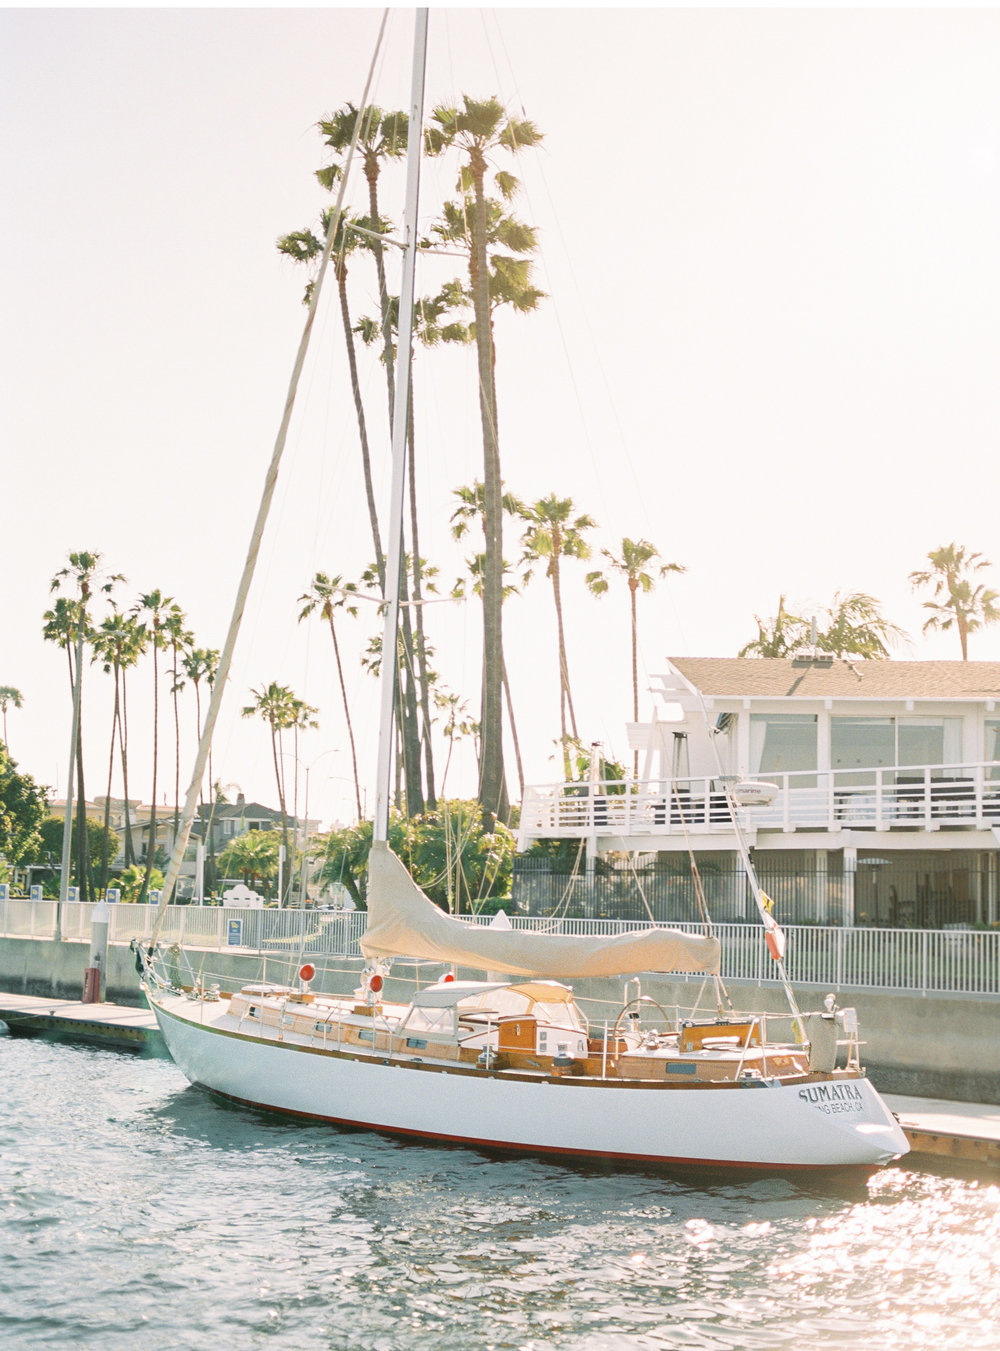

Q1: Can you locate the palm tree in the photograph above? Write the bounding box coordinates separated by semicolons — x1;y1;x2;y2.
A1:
738;597;809;659
431;196;544;440
46;551;123;902
909;543;1000;660
182;646;219;814
816;592;906;659
162;605;192;845
299;573;363;822
91;609;147;891
0;686;23;750
132;590;174;900
521;495;596;778
426;95;543;823
279;211;385;590
587;538;686;776
316;103;408;421
217;830;281;897
433;689;479;798
451;481;527;796
241;682;318;905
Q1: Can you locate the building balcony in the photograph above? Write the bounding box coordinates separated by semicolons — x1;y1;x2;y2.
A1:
517;760;1000;851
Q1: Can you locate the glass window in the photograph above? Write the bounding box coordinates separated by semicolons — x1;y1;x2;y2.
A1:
831;717;893;785
750;714;817;785
986;720;1000;779
897;718;961;774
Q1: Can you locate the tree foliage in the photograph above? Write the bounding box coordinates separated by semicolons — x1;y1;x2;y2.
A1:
217;830;282;895
909;543;1000;661
0;747;47;867
311;801;515;914
739;592;904;660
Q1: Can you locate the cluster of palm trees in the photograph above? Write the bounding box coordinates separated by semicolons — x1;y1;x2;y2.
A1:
39;550;222;902
300;489;684;812
281;95;691;820
279;94;546;827
739;543;1000;662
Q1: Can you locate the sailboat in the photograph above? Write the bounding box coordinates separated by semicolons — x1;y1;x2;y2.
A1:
140;12;908;1174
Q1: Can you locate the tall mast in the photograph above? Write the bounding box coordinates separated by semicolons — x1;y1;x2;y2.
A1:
373;9;429;844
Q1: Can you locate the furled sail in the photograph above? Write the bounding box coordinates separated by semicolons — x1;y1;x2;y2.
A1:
361;844;721;978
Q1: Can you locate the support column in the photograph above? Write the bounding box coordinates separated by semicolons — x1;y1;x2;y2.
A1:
843;846;857;927
816;848;829;924
585;834;597;918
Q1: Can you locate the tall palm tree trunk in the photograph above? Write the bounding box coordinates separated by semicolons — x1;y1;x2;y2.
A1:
74;684;90;904
337;261;385;587
326;615;363;822
270;721;292;905
502;656;524;798
140;647;159;902
100;663;122;894
365;156;397;427
551;565;578;776
120;670;136;866
471;163;507;823
406;381;436;809
630;582;640;778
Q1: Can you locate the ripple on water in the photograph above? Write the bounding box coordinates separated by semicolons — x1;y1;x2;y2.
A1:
1;1036;998;1350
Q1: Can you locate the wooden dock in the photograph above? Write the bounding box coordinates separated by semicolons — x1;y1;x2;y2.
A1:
0;992;159;1049
884;1094;1000;1169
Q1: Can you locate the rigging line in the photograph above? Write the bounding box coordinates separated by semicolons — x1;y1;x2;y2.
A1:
692;685;804;1031
149;10;391;939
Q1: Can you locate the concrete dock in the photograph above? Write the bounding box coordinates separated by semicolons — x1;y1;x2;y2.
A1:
884;1094;1000;1169
1;992;998;1169
0;992;159;1049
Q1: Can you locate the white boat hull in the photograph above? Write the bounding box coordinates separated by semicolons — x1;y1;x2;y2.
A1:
149;993;909;1173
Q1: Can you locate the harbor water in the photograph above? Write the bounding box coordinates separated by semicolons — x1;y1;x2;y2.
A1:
2;1030;999;1350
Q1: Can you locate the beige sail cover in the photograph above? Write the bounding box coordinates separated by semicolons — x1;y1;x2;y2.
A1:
360;844;721;977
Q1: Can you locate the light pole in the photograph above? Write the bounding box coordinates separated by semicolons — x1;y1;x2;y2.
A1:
298;749;343;906
277;748;343;907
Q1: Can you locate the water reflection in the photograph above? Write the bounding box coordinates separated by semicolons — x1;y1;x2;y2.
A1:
1;1036;998;1351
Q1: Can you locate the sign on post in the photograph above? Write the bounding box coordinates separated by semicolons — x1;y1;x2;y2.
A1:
149;890;161;906
30;885;43;901
106;888;120;903
226;917;243;947
67;886;79;902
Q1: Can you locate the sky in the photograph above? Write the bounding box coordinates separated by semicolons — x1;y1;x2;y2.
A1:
5;5;1000;832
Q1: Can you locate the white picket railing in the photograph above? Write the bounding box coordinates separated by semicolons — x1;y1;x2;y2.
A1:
1;899;997;997
518;759;1000;843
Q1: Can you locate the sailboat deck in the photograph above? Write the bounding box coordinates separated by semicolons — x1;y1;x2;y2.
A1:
202;985;846;1088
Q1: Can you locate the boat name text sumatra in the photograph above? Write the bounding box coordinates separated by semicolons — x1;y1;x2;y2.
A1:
797;1082;864;1115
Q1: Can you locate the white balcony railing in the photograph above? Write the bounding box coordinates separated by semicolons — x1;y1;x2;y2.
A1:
518;760;1000;844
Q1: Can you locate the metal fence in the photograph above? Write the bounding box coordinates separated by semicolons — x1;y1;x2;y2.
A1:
511;857;994;929
1;899;998;997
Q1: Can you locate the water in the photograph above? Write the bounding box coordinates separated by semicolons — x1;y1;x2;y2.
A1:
2;1033;999;1351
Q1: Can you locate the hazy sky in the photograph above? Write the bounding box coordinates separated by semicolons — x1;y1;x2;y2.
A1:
5;6;1000;829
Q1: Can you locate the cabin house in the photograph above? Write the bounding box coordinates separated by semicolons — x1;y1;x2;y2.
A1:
517;658;1000;929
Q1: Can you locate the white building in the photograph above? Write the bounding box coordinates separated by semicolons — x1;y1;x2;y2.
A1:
518;658;1000;928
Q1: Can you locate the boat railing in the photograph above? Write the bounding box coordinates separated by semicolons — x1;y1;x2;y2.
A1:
518;759;1000;843
1;899;997;997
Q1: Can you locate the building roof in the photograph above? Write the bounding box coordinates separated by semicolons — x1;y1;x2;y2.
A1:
196;801;287;823
666;657;1000;701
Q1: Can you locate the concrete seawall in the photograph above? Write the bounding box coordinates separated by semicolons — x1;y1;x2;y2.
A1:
2;934;997;1104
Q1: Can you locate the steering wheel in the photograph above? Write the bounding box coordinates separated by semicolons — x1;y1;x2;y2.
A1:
612;995;676;1043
